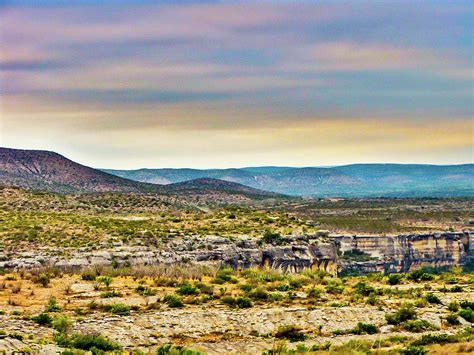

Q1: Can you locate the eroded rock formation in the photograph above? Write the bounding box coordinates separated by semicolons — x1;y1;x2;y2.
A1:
333;232;468;274
0;232;471;274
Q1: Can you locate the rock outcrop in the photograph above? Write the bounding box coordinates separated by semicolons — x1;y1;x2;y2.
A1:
333;232;468;274
0;232;471;275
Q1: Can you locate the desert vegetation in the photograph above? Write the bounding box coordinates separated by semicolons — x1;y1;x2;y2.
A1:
0;186;473;353
0;263;472;353
1;187;472;251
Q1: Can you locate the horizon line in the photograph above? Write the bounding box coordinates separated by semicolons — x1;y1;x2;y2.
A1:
100;162;474;171
1;146;473;171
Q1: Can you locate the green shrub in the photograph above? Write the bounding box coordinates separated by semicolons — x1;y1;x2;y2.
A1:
341;249;373;261
354;281;375;296
241;268;284;283
425;293;442;304
103;303;130;316
274;325;306;342
31;312;52;326
288;276;310;290
348;322;379;335
9;333;23;340
447;300;460;312
135;285;156;296
45;296;62;313
385;304;417;325
366;293;379;306
37;273;50;287
449;285;463;293
269;292;283;302
177;283;198;295
156;343;201;355
239;283;253;292
220;296;236;308
387;274;403;285
248;287;269;300
236;297;252;308
52;316;72;334
274;283;291;292
460;300;474;310
425;292;442;304
164;294;183;308
310;341;331;351
445;313;460;326
262;231;285;245
195;282;213;295
212;268;236;284
407;269;434;282
307;287;322;299
101;289;122;298
402;320;436;333
56;333;121;352
81;270;97;281
325;281;344;295
459;308;474;322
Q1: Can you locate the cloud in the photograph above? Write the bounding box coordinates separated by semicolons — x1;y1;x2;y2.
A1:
0;59;70;71
0;1;472;167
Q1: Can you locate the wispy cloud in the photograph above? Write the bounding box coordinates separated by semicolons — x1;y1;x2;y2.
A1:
0;1;472;167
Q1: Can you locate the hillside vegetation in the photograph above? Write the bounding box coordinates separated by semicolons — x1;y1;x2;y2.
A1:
0;148;283;203
105;164;474;197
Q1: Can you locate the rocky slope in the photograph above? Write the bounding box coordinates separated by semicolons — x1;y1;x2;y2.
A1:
0;147;154;193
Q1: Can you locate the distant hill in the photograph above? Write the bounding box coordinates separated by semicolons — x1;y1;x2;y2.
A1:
104;163;474;197
0;147;149;193
167;177;279;200
0;148;284;201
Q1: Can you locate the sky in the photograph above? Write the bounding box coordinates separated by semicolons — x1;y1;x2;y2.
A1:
0;0;473;169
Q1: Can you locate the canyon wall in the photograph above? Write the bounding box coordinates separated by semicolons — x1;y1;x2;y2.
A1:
1;232;471;275
332;232;468;274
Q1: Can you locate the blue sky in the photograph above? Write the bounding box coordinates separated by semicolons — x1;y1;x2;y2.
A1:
0;1;472;168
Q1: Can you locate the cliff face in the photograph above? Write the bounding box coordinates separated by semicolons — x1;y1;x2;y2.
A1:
257;232;469;274
1;232;471;274
332;232;468;274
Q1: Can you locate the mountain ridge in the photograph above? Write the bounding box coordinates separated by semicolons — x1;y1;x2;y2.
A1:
0;147;284;201
103;163;474;197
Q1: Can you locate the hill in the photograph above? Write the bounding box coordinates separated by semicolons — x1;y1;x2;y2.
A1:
0;148;284;201
0;147;150;193
104;164;474;197
167;177;281;201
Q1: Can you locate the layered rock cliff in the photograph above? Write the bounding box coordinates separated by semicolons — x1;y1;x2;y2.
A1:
0;232;471;274
333;232;468;274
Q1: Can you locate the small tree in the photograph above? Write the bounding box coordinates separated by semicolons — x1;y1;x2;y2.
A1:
52;316;72;334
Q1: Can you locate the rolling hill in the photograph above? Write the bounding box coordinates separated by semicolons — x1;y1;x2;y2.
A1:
0;148;284;201
0;147;149;193
104;164;474;197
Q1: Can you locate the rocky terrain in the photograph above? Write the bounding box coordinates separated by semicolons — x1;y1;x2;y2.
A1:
0;149;473;354
0;261;472;354
1;232;471;276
